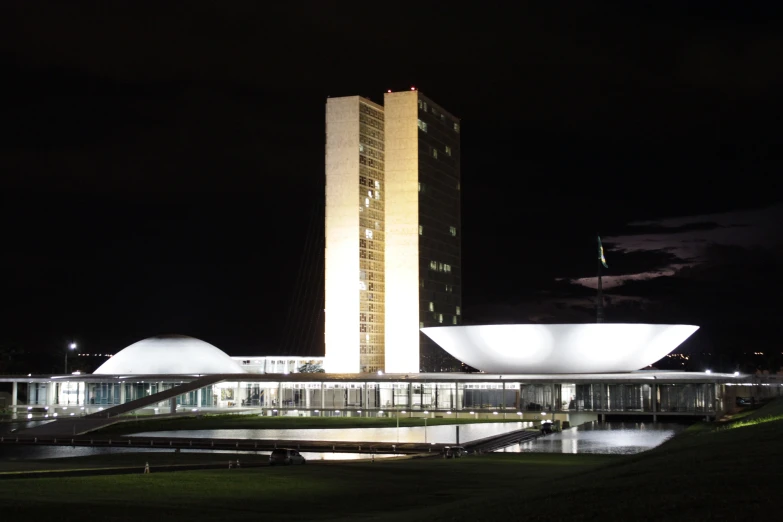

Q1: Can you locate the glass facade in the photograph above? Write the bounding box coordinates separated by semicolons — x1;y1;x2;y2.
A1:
358;100;386;373
417;94;461;371
10;378;733;419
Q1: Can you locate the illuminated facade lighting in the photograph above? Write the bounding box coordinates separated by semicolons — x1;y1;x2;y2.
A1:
421;324;700;374
325;91;461;374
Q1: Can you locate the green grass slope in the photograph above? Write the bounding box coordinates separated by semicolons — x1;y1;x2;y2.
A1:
0;399;780;521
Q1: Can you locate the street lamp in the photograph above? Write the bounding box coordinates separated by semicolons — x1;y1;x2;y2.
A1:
397;409;406;443
65;342;77;374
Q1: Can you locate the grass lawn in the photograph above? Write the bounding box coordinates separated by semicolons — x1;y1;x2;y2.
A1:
94;413;531;435
0;450;272;473
1;399;781;521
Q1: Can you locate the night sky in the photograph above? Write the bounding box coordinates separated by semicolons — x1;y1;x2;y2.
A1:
1;3;781;374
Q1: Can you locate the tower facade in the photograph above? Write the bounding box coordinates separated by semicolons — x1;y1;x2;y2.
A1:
324;96;386;373
325;90;461;374
385;91;462;372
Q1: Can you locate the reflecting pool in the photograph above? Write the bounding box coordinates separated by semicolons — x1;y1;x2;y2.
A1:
0;445;401;461
497;421;685;455
129;422;532;444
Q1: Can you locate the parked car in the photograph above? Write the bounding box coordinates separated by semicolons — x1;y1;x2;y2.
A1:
735;397;752;407
443;446;468;458
269;448;306;466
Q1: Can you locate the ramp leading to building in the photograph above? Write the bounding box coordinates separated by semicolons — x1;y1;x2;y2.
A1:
86;375;224;418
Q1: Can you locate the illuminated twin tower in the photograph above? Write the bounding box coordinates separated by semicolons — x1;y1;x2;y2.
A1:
325;90;462;374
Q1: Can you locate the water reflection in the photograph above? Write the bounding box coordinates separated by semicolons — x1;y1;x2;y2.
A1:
0;445;401;461
0;420;53;435
129;422;531;444
498;421;684;455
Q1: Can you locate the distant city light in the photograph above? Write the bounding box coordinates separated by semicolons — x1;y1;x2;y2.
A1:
410;86;416;90
69;343;77;349
705;369;712;374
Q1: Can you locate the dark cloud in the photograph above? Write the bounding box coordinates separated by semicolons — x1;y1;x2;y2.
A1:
564;205;783;290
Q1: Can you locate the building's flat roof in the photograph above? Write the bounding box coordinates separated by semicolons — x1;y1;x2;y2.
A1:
0;370;755;385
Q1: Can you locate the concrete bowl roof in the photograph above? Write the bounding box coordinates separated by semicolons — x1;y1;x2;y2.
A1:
421;323;699;374
93;335;246;375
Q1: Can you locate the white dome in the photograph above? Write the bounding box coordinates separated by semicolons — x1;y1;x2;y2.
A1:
421;324;699;374
94;335;246;375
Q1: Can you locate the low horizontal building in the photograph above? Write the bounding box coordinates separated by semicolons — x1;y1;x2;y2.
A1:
2;334;779;426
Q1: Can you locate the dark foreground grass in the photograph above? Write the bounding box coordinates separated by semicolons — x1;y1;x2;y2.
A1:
0;453;613;521
2;399;781;521
95;413;528;435
0;451;272;473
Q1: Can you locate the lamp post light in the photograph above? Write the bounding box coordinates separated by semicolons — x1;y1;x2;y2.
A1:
397;409;406;444
65;342;77;374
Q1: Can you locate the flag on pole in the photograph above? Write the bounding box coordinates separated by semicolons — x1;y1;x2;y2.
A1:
598;236;608;268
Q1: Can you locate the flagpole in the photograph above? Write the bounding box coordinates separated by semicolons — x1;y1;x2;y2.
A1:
596;235;605;323
596;254;604;323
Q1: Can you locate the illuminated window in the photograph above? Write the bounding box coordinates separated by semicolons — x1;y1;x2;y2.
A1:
438;262;443;271
368;190;372;197
418;119;428;132
454;122;460;133
365;198;370;207
365;229;373;239
449;226;457;236
374;190;380;199
452;316;458;325
419;225;423;235
438;313;443;323
456;306;461;316
429;302;434;312
445;284;452;292
359;144;364;153
429;260;437;270
445;145;452;156
444;264;451;273
424;102;428;112
418;99;423;109
432;148;438;159
374;180;380;189
419;322;424;328
456;181;460;190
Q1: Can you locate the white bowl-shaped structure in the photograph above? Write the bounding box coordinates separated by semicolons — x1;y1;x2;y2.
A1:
421;324;699;374
94;335;246;375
